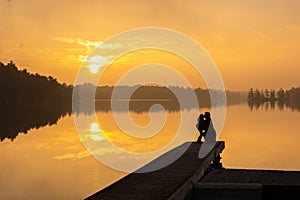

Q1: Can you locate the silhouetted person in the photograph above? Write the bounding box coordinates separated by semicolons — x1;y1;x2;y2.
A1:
196;111;216;143
196;112;209;142
203;112;211;131
196;114;205;142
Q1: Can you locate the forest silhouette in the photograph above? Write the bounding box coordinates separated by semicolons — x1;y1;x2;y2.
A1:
0;61;246;141
72;83;244;115
247;87;300;111
0;61;73;104
0;61;72;141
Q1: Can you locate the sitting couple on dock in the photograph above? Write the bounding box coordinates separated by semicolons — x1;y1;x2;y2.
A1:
196;111;216;143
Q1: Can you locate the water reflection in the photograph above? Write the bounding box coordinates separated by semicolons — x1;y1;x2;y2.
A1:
2;96;299;143
0;102;300;199
0;114;125;200
247;100;300;112
0;100;186;142
220;104;300;171
0;97;241;143
0;103;71;142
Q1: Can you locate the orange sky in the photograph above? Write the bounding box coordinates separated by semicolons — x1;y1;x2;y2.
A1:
1;0;300;91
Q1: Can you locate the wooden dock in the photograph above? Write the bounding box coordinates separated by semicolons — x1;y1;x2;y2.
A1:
85;141;225;200
191;168;300;200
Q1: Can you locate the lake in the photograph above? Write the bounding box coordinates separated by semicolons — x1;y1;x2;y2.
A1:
0;102;300;199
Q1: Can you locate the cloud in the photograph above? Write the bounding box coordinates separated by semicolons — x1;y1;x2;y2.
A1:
52;36;124;52
53;36;100;53
52;36;125;63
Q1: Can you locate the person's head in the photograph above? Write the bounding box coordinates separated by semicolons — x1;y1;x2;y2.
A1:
204;112;210;118
199;114;204;120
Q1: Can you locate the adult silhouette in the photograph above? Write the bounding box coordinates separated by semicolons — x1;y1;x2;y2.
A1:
196;111;216;143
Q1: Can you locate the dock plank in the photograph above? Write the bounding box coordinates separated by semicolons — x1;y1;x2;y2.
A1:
191;168;300;200
85;141;225;200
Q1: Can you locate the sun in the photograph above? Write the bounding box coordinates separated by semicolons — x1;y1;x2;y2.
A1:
90;122;100;132
89;64;99;74
87;55;111;74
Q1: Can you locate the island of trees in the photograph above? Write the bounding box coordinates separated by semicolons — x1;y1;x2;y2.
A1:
247;87;300;111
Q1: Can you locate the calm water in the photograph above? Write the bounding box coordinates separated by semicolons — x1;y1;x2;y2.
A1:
0;103;300;199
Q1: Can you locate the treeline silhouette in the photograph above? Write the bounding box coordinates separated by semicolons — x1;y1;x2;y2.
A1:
95;85;245;105
72;84;246;115
0;61;245;141
0;61;72;104
247;87;300;111
0;61;72;141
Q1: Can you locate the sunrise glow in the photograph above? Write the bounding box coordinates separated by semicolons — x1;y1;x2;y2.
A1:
89;64;100;74
90;122;100;133
1;1;299;90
